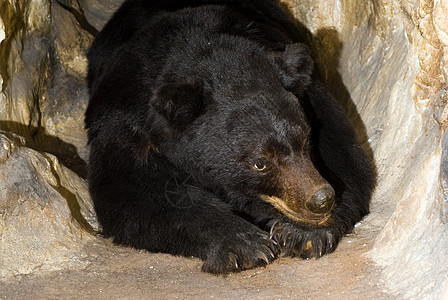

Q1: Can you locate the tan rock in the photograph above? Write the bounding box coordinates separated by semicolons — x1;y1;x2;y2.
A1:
0;0;98;177
286;0;448;297
0;132;97;277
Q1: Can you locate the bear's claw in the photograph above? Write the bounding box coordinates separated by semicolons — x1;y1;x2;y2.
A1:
228;252;239;268
256;250;270;264
202;228;279;274
268;220;342;259
269;220;282;239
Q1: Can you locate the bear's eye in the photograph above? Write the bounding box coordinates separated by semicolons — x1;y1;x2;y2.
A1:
252;160;269;172
253;163;266;171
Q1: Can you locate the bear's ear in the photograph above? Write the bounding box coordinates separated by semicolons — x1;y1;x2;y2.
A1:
151;78;204;129
268;43;314;96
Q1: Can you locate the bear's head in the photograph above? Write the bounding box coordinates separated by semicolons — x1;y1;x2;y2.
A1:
149;42;335;227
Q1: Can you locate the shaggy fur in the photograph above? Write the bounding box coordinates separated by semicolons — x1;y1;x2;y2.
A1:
85;0;375;274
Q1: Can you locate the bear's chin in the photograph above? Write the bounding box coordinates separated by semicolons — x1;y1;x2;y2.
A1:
261;195;333;226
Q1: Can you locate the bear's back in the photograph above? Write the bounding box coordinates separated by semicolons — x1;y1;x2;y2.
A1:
86;0;301;93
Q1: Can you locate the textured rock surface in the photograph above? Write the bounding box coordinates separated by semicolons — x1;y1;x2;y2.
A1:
0;0;103;278
1;0;447;298
0;131;97;278
287;0;448;297
0;0;97;177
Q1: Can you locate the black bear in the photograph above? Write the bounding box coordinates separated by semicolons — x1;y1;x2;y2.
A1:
85;0;375;274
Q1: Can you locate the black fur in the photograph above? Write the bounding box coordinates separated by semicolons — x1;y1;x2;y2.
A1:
85;0;376;274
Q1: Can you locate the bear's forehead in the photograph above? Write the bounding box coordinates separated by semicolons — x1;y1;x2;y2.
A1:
188;48;279;84
218;91;309;131
222;103;310;146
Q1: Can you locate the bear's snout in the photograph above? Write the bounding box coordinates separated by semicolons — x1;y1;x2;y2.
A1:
305;184;335;215
260;156;337;225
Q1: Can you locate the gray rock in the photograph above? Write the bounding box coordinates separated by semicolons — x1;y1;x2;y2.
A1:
0;132;97;277
289;0;448;297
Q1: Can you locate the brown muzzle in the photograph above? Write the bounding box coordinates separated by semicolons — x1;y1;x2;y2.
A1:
262;155;335;225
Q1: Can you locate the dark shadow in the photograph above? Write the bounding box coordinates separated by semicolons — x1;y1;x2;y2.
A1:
41;152;94;233
311;28;375;167
0;121;88;178
277;2;313;43
55;0;99;36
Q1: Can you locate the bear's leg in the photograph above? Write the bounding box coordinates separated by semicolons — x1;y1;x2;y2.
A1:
241;199;345;259
89;145;278;274
266;218;344;259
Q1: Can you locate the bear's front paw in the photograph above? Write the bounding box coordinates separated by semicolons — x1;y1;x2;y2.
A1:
269;220;343;259
202;229;279;274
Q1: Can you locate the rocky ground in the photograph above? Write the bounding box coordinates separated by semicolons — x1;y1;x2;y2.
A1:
2;220;389;299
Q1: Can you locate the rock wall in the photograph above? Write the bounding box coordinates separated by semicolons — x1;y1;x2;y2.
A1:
0;0;120;277
283;0;448;297
0;131;96;277
0;0;447;297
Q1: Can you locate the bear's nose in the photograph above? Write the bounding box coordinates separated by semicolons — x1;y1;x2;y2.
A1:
305;185;335;214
